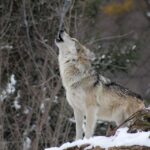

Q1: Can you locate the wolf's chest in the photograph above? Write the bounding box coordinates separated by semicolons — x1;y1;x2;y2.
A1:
66;87;86;111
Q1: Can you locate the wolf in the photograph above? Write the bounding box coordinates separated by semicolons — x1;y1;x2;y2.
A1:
55;30;145;140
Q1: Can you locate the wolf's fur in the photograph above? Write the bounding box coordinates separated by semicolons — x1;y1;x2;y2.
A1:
55;32;145;139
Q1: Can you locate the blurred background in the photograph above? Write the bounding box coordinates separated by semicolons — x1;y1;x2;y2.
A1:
0;0;150;149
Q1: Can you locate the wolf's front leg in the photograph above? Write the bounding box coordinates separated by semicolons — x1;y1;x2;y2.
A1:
85;106;97;138
74;109;84;140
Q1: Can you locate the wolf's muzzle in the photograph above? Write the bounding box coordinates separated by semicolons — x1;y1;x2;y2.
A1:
56;29;64;42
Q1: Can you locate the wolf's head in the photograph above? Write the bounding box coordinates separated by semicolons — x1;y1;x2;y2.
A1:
55;31;97;87
55;31;95;62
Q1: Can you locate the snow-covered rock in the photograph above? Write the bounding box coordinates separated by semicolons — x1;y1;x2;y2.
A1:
45;128;150;150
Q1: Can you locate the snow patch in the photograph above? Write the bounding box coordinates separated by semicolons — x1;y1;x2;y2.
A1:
45;128;150;150
0;74;16;102
132;45;136;50
23;137;31;150
13;91;21;110
40;102;45;113
68;118;75;123
53;96;58;103
24;108;30;114
14;100;21;109
101;54;106;59
0;45;13;50
146;12;150;17
7;74;16;93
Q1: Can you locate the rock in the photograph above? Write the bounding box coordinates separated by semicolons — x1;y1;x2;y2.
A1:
108;145;150;150
64;145;150;150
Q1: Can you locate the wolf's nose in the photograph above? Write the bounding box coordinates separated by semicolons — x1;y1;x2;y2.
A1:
59;29;64;34
56;29;64;42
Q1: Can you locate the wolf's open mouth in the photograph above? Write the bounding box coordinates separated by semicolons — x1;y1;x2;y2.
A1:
56;30;64;42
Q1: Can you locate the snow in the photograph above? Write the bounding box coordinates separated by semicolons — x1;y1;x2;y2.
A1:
132;45;136;50
45;128;150;150
68;118;75;123
0;45;13;50
146;12;150;17
40;102;45;113
13;91;21;110
53;96;58;103
7;74;16;93
101;54;106;59
0;74;16;102
23;137;31;150
23;108;30;114
14;100;21;109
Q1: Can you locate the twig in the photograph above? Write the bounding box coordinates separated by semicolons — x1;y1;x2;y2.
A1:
116;110;142;130
86;31;134;45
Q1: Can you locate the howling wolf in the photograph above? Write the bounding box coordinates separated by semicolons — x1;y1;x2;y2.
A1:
55;31;145;139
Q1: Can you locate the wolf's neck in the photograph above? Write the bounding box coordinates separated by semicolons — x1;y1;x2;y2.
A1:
70;73;99;89
62;64;99;89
